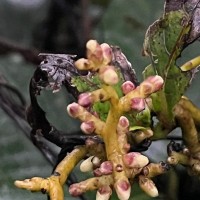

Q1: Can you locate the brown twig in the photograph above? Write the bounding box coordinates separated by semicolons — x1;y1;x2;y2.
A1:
0;37;41;65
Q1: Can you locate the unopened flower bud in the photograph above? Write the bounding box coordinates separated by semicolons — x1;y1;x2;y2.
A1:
99;66;119;85
121;81;136;94
94;161;113;176
75;58;91;70
86;40;101;55
96;186;112;200
140;83;153;94
99;161;113;174
142;75;163;94
86;40;103;63
130;98;145;111
117;117;129;153
92;156;101;168
80;121;95;134
78;93;92;107
93;168;102;177
139;176;158;197
115;179;131;200
80;156;94;172
69;184;83;196
67;103;79;118
123;152;149;168
101;43;112;64
118;116;129;129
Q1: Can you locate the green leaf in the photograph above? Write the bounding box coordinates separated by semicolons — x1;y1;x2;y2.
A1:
129;126;147;132
71;74;101;93
143;8;192;127
92;101;110;121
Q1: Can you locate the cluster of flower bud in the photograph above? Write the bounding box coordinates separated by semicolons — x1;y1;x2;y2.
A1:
14;40;167;200
66;40;166;200
69;151;170;199
75;40;119;85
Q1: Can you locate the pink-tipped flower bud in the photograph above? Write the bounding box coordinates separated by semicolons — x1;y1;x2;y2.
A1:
115;179;131;200
96;186;112;200
117;116;129;139
141;83;153;95
142;75;163;94
94;161;113;176
80;156;94;172
86;40;99;51
80;121;95;134
121;81;136;94
93;168;102;177
130;98;145;111
101;43;112;64
69;184;83;196
146;75;164;91
123;152;149;168
118;116;129;129
100;161;113;174
67;103;80;118
99;66;119;85
78;93;92;107
86;40;103;63
75;58;90;70
139;176;158;197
